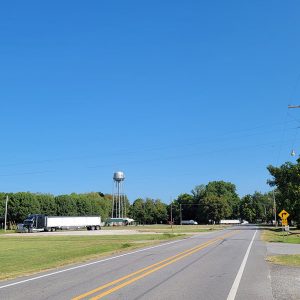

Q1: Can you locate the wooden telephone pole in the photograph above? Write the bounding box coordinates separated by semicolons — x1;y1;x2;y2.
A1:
4;196;8;231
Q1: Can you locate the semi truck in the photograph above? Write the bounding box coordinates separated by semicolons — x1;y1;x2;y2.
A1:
22;214;101;232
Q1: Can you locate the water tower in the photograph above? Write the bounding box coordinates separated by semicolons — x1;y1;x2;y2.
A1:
112;171;126;218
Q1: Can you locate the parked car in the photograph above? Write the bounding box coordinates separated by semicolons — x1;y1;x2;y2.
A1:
181;220;198;225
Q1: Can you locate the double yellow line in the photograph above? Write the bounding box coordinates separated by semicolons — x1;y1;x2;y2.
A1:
73;230;238;300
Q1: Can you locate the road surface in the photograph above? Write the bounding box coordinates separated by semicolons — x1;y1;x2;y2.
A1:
0;226;273;300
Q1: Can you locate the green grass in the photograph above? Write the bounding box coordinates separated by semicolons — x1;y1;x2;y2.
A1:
261;227;300;244
261;228;300;267
0;233;182;280
267;255;300;267
103;224;227;233
0;229;15;235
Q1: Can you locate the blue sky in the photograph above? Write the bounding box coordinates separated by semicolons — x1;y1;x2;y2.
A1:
1;1;300;202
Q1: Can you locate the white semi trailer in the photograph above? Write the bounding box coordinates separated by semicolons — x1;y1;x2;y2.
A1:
23;214;101;232
219;219;241;224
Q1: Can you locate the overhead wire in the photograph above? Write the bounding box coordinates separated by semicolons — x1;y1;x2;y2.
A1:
0;119;294;169
275;72;300;165
0;117;299;178
2;134;300;178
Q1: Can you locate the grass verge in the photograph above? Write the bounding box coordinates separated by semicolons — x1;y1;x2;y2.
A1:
261;227;300;244
103;224;227;233
267;255;300;267
0;233;183;281
262;227;300;267
0;229;15;235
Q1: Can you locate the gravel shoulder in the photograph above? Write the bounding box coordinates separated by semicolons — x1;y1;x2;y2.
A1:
269;264;300;300
266;242;300;300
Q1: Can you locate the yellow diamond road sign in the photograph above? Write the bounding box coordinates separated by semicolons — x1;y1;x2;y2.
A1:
278;210;290;219
281;219;288;226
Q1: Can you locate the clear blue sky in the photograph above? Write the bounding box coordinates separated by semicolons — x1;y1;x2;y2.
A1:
1;1;300;202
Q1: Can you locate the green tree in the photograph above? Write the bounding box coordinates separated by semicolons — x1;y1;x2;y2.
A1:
74;194;93;216
204;181;240;218
89;193;112;221
268;159;300;226
193;181;240;223
0;194;6;227
8;192;40;223
173;193;196;224
36;194;57;216
191;185;206;224
55;195;78;216
154;200;168;224
144;198;157;224
240;195;256;223
240;192;273;223
129;198;145;224
202;195;231;223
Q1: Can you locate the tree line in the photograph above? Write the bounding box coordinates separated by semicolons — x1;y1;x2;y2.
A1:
0;183;274;228
1;157;300;228
170;181;274;225
0;192;113;227
267;157;300;227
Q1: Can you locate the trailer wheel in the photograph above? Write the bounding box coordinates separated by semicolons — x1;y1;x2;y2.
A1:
87;226;91;231
51;227;56;232
91;226;95;230
95;226;100;230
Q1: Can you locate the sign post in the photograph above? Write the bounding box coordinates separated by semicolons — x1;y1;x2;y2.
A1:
278;209;290;236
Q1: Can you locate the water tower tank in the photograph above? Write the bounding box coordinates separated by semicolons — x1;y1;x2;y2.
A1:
113;171;125;182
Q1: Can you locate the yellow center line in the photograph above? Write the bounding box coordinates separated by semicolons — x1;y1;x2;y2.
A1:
90;238;221;300
72;235;228;300
72;230;239;300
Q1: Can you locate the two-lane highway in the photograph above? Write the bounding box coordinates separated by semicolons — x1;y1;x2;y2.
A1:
0;226;273;300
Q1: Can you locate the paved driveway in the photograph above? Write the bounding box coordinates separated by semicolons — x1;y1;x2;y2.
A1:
267;242;300;255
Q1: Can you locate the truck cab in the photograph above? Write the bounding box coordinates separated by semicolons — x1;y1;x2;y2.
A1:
23;214;46;232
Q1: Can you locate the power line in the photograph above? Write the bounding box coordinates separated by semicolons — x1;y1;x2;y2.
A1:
0;120;294;169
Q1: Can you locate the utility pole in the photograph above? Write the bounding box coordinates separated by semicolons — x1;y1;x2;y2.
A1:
4;195;8;232
272;190;277;227
170;201;173;230
180;203;182;225
271;104;300;226
288;105;300;157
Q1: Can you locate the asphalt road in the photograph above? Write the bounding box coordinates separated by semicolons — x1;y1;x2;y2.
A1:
0;226;273;300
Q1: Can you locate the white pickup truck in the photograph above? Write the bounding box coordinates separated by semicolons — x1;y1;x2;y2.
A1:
181;220;198;225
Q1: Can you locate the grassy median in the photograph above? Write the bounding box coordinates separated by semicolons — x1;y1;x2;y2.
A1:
103;224;227;233
0;233;182;280
261;227;300;244
0;229;15;234
262;227;300;267
267;255;300;267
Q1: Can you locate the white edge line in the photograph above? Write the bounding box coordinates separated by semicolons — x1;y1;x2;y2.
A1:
0;232;216;290
226;229;257;300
